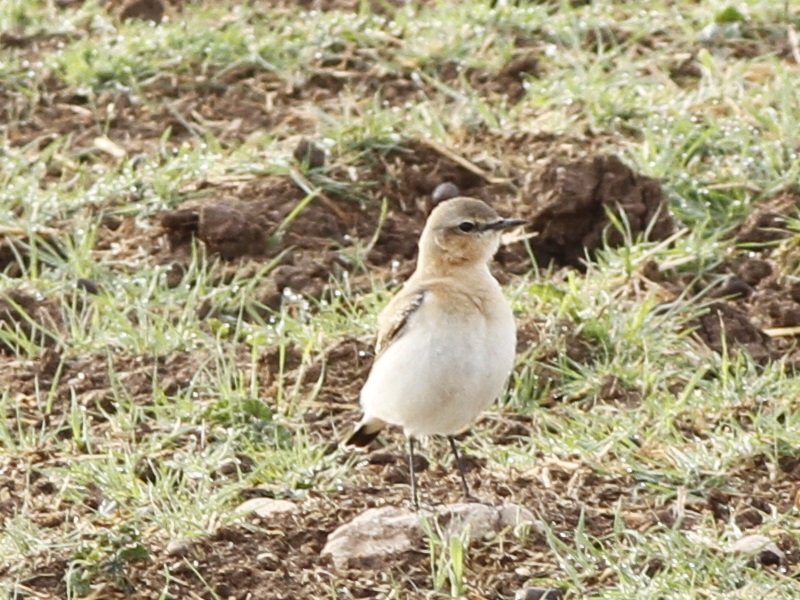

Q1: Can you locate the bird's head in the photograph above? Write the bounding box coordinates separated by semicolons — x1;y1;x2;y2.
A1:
418;197;526;271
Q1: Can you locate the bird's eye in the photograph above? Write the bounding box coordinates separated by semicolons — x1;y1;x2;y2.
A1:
458;221;476;233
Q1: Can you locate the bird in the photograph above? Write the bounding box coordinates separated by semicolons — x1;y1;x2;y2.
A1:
346;196;525;508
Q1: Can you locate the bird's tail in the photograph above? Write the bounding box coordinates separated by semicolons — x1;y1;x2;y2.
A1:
346;417;386;447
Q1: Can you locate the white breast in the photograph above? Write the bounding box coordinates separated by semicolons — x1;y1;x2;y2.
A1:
359;281;516;437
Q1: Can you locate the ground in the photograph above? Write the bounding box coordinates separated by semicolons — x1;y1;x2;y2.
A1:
1;0;800;598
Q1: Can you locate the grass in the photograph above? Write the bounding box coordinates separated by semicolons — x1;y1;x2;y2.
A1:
2;0;800;598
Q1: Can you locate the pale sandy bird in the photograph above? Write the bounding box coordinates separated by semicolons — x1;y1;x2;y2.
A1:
347;197;525;507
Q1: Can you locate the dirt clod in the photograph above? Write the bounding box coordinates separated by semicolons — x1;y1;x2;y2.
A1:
734;189;800;246
715;276;753;300
293;139;326;169
597;375;642;406
706;488;731;520
135;457;159;483
643;557;665;578
76;278;102;295
0;290;59;353
0;231;63;278
734;507;764;529
119;0;165;22
524;154;673;266
198;200;273;259
37;346;62;378
738;258;772;286
696;302;771;363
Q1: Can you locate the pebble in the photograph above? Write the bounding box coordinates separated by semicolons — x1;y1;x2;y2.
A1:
432;182;461;204
515;587;564;600
166;539;193;558
729;534;784;566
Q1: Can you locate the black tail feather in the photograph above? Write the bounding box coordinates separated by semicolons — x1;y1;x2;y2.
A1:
346;423;382;447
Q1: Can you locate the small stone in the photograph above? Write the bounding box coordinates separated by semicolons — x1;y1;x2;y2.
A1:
729;534;784;566
293;139;326;169
235;497;298;518
515;587;564;600
166;539;193;558
93;136;127;159
432;182;461;204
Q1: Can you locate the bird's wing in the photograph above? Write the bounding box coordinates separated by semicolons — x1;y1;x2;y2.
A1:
375;287;427;357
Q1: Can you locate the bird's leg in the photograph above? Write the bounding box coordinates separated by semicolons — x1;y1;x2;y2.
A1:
448;435;473;500
408;436;419;510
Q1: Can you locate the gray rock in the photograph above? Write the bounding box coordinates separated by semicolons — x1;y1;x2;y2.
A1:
432;182;461;205
166;539;194;558
323;503;539;569
729;534;784;565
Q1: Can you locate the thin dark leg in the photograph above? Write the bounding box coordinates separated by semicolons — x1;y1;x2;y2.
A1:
408;436;419;510
448;435;471;499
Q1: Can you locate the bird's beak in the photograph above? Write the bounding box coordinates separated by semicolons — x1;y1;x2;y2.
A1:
481;218;528;232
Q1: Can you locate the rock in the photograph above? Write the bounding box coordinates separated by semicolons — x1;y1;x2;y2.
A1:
515;588;564;600
323;503;540;569
729;534;784;566
235;498;298;519
93;136;127;159
166;539;194;558
432;182;461;205
323;506;417;569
